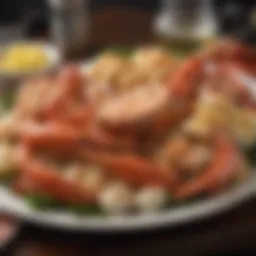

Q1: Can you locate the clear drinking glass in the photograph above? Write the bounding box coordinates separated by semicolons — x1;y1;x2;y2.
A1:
154;0;217;51
48;0;89;60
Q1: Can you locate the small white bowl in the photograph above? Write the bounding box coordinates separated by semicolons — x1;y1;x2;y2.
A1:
0;41;61;89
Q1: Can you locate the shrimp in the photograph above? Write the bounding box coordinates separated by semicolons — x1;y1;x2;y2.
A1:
174;133;242;199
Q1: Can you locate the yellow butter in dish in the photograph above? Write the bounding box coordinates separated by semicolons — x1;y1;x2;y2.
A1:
0;44;49;72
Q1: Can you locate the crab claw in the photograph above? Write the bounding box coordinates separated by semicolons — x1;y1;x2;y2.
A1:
167;57;204;99
174;133;242;199
200;38;256;63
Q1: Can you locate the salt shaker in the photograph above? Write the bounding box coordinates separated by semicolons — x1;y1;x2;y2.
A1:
48;0;89;60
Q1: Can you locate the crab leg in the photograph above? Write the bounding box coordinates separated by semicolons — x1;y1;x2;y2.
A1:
43;65;86;119
200;38;256;63
167;57;204;99
149;100;194;138
174;133;241;199
13;173;48;196
79;149;178;189
223;61;256;76
17;120;136;153
206;62;256;109
60;105;93;126
14;143;96;204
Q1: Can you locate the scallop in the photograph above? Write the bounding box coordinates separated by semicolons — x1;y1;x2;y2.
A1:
0;113;18;139
63;164;83;181
135;187;168;212
98;182;134;214
82;165;105;193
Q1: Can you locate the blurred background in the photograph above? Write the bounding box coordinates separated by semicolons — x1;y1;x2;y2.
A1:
0;0;255;42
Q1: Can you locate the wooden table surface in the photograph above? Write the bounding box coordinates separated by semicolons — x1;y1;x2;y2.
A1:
3;6;256;256
5;197;256;256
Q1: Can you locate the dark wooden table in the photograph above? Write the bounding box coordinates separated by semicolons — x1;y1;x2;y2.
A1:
3;6;256;256
5;198;256;256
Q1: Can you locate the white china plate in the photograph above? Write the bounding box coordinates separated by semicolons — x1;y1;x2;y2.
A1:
0;62;255;232
0;177;256;232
